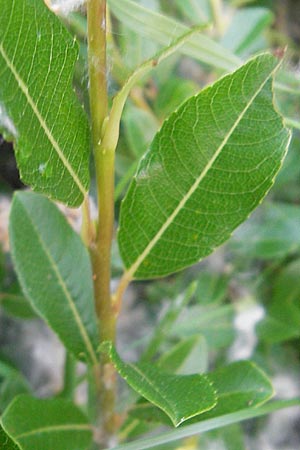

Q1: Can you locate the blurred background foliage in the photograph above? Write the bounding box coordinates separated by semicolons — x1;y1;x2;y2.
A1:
1;0;300;449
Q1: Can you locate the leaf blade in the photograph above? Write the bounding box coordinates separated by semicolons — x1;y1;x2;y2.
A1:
118;53;291;280
1;395;92;450
9;192;99;365
108;400;300;450
101;342;217;427
108;0;240;71
0;0;90;206
0;425;20;450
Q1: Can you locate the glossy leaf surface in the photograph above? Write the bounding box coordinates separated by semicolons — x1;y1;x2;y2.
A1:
1;395;92;450
9;192;99;365
101;342;216;427
118;54;290;279
0;0;90;206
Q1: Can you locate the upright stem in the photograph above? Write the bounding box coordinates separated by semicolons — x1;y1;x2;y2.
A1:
87;0;108;137
87;0;117;446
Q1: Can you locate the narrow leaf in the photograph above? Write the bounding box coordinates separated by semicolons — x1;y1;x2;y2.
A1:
118;53;290;280
1;395;92;450
9;192;99;365
0;0;90;206
108;0;240;71
108;400;300;450
101;342;217;427
158;336;207;375
221;8;273;55
175;0;211;24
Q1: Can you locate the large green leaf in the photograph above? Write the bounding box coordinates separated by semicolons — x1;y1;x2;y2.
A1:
101;342;217;427
1;395;92;450
0;0;90;206
118;53;290;280
9;192;99;365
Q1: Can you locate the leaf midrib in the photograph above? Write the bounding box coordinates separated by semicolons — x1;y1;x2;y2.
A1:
125;60;282;279
0;42;86;196
15;423;91;439
18;199;98;366
126;363;178;424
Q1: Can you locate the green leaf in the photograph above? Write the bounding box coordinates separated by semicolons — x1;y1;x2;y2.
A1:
0;358;31;412
0;292;37;319
128;360;273;426
257;259;300;343
1;395;92;450
141;281;197;361
158;336;208;375
0;0;90;206
175;0;212;24
108;0;240;71
200;361;274;420
231;202;300;260
195;271;228;306
118;53;290;280
222;424;246;450
123;105;158;158
108;399;300;450
101;342;217;427
153;77;198;120
9;191;99;365
221;8;273;56
170;304;235;350
0;425;20;450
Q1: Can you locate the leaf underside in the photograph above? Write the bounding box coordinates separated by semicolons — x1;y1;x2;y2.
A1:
118;53;290;279
9;192;99;365
0;0;90;206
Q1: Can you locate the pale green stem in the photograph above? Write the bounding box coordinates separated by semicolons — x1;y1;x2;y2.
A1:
87;0;117;446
